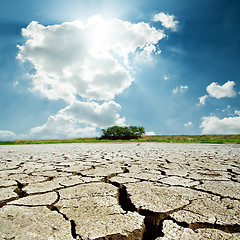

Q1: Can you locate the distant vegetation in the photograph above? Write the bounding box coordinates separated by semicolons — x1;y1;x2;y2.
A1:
100;126;145;140
0;134;240;145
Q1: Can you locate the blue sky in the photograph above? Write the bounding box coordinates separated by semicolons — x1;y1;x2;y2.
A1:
0;0;240;140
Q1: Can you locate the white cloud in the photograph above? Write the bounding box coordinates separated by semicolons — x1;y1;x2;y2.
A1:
153;12;179;31
29;115;99;140
206;81;237;99
180;86;188;92
198;95;208;105
13;81;19;87
145;131;156;136
198;81;237;106
172;87;178;94
200;115;240;134
234;110;240;116
59;100;125;128
29;100;125;139
17;16;165;102
173;85;188;94
163;75;170;81
184;122;192;127
0;131;16;140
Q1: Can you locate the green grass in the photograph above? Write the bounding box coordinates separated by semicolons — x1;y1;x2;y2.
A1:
0;135;239;145
140;135;240;144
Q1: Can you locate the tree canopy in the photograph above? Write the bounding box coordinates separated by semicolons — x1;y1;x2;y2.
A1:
101;126;145;140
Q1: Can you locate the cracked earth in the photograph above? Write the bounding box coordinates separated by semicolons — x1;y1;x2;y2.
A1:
0;142;239;239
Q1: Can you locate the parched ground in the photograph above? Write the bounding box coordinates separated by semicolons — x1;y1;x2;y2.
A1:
0;142;239;239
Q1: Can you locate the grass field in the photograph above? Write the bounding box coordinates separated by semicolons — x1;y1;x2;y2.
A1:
0;135;239;145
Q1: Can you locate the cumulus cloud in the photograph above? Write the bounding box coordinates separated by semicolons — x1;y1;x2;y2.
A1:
17;16;165;102
200;115;240;134
145;131;156;136
13;81;19;87
153;12;179;31
59;100;125;128
0;131;16;140
206;81;237;99
198;81;237;105
173;85;188;94
163;75;170;81
180;86;188;92
29;115;99;140
184;122;192;127
28;100;125;139
198;95;208;106
234;110;240;116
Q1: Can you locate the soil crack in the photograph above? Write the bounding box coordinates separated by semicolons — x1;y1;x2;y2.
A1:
166;216;240;234
14;180;28;198
109;180;166;239
47;191;82;239
47;204;82;239
110;181;137;212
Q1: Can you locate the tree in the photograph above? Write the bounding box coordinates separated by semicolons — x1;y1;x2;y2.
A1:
101;126;145;140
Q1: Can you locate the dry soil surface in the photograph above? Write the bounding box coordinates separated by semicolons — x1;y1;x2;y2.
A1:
0;142;239;239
